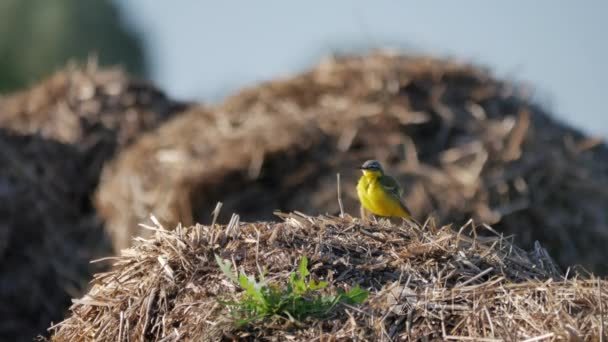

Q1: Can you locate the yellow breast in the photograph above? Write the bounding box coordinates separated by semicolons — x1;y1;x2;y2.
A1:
357;175;408;218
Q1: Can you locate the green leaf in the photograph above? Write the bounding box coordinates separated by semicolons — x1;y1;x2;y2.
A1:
289;272;297;288
292;276;307;295
308;280;328;290
298;256;310;279
238;273;266;306
343;286;369;304
215;254;238;284
216;255;368;327
238;273;253;294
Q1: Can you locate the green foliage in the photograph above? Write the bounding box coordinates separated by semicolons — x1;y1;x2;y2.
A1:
215;255;368;326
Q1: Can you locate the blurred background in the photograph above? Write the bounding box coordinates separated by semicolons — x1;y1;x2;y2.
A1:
1;0;606;137
2;2;608;340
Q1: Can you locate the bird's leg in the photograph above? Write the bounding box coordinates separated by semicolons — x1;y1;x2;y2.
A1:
359;206;380;224
359;205;368;221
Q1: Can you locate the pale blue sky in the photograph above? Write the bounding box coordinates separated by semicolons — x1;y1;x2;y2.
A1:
118;1;607;137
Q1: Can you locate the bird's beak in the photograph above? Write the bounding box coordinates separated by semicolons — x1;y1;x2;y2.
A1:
358;166;365;170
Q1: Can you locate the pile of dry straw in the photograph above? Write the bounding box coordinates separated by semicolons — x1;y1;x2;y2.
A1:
97;52;608;276
0;62;183;341
1;51;607;340
51;212;607;340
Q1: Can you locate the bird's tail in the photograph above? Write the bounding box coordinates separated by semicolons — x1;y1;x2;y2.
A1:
399;200;412;219
399;201;426;226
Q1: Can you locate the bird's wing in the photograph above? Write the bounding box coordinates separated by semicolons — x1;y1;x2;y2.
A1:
379;175;412;213
379;175;404;199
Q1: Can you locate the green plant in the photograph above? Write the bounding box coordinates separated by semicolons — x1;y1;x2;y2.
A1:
215;255;368;326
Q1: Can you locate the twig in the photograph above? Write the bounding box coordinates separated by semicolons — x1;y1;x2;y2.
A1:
520;333;554;342
211;202;223;228
337;173;345;218
455;267;494;288
600;279;605;342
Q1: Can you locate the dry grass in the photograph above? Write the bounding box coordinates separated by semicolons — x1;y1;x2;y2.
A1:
96;51;608;275
0;60;184;146
0;62;186;341
1;51;606;341
51;211;607;341
96;105;323;252
0;61;186;191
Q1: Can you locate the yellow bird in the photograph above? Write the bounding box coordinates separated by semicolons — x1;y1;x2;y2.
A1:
356;160;412;219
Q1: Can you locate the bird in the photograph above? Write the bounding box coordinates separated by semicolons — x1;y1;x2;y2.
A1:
356;160;412;220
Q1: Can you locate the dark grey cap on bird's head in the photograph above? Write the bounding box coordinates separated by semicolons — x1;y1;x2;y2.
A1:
359;160;383;171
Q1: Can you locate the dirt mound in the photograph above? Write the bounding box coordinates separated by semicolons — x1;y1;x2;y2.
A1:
0;64;187;341
50;213;606;341
96;52;608;274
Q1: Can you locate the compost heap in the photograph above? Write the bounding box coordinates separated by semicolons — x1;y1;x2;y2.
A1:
96;52;608;275
51;213;607;341
0;64;185;341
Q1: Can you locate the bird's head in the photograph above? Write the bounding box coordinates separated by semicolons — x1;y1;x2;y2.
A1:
359;160;384;178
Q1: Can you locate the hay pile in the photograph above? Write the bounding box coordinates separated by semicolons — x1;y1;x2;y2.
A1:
96;52;608;274
0;62;186;191
51;213;607;341
0;64;186;341
96;106;325;252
